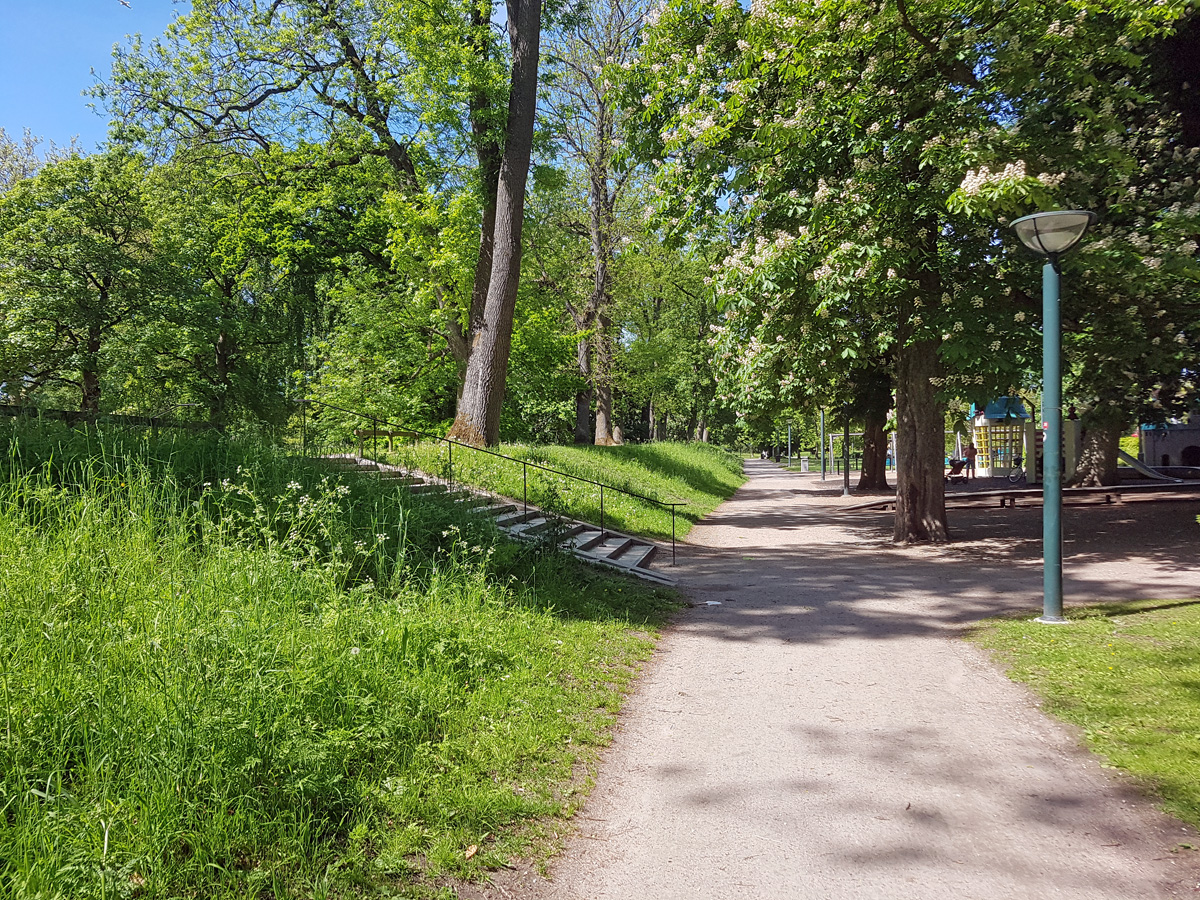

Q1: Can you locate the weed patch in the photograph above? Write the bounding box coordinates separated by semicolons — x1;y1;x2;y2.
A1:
0;421;679;898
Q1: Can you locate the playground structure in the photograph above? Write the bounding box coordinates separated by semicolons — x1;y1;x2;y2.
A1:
1141;421;1200;470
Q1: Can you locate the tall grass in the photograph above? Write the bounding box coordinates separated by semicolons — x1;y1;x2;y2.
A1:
0;421;677;898
386;441;746;541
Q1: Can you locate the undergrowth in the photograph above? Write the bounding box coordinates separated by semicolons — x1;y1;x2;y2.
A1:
0;420;678;899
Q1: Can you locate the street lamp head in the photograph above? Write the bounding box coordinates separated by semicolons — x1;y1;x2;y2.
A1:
1011;210;1098;258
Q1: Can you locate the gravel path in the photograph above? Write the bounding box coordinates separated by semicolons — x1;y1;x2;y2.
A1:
484;460;1200;900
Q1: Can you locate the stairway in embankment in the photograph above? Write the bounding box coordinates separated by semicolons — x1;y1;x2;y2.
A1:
319;454;677;585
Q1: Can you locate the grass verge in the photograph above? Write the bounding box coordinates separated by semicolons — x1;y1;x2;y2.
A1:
381;441;745;542
0;420;679;899
972;598;1200;829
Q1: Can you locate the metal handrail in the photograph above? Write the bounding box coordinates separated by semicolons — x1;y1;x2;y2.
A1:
298;398;684;565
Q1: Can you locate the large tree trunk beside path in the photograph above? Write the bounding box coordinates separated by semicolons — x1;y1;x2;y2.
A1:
447;0;542;446
857;409;890;492
893;337;949;543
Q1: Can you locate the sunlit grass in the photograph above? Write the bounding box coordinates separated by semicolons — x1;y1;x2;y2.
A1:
385;441;745;541
973;598;1200;830
0;420;679;898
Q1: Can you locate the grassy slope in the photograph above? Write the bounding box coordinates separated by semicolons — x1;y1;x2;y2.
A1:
386;441;746;542
973;598;1200;830
0;422;679;899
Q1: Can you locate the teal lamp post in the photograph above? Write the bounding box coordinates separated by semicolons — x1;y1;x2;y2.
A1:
1011;210;1098;624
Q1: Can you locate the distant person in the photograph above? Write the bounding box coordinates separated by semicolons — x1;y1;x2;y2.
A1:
965;442;978;480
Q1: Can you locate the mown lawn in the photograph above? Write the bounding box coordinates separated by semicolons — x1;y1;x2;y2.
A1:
0;421;679;899
384;441;745;542
973;598;1200;830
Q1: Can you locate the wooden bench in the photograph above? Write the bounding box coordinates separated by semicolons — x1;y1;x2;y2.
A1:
354;427;419;457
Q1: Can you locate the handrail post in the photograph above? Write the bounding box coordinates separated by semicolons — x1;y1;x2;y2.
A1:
372;416;378;462
600;485;605;538
523;461;528;516
448;441;453;491
671;505;676;566
301;399;307;456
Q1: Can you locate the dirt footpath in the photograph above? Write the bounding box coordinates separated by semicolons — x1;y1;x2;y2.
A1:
494;460;1200;900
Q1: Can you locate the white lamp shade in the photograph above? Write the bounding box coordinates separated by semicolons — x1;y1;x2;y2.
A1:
1011;210;1098;256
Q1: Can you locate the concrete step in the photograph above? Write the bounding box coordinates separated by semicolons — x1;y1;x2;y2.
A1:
503;516;550;536
600;537;636;561
495;510;539;528
569;530;606;552
409;483;448;495
626;543;658;570
378;473;422;484
477;504;518;518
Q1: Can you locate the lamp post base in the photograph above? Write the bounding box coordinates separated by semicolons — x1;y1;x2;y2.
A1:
1035;614;1070;625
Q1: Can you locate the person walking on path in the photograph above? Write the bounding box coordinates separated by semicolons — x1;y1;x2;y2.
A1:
503;460;1200;900
965;441;978;480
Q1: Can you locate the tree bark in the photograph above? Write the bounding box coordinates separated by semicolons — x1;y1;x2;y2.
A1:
893;337;948;541
587;110;618;445
574;337;592;443
593;312;619;445
447;0;542;446
1068;417;1124;487
857;408;890;491
892;211;949;542
80;327;102;418
212;317;234;428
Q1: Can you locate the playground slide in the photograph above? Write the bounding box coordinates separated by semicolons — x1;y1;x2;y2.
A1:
1117;449;1184;483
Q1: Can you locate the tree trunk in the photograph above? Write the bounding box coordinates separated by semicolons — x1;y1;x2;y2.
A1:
447;0;541;446
586;112;618;446
857;409;890;491
1068;417;1124;487
593;313;619;445
212;328;233;428
80;327;102;418
467;87;502;347
573;327;592;443
893;212;948;542
893;336;948;542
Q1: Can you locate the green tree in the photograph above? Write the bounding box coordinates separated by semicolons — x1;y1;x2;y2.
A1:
103;0;544;446
0;151;170;416
543;0;648;444
627;0;1188;539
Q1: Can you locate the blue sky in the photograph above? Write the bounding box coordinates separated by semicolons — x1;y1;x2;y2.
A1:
0;0;184;151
